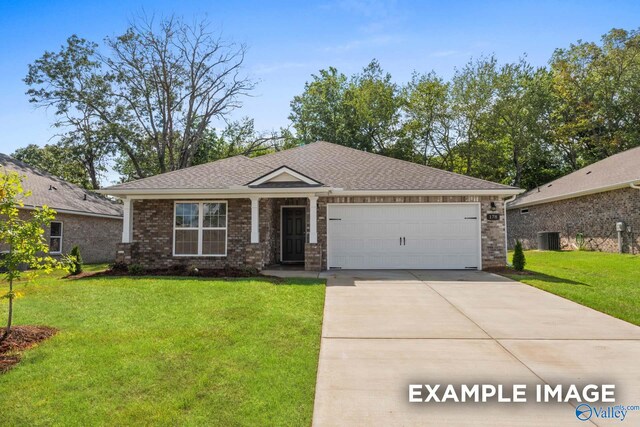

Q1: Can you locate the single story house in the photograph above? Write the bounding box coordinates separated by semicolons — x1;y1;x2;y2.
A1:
1;153;123;263
507;146;640;253
100;141;522;271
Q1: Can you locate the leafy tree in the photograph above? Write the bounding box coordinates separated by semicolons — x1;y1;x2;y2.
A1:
0;171;68;343
12;142;108;190
401;72;454;168
512;241;526;271
549;28;640;169
343;60;402;154
25;15;255;180
289;67;349;145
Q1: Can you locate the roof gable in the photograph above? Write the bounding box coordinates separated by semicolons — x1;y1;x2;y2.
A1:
247;166;323;188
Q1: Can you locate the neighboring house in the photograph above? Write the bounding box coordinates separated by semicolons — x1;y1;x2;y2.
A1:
0;153;123;263
100;141;522;271
507;146;640;253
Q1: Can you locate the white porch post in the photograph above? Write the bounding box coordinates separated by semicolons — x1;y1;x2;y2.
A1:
250;196;260;243
309;196;318;244
122;197;133;243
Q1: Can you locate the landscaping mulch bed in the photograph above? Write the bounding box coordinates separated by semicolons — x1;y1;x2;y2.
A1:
0;326;57;373
69;266;284;282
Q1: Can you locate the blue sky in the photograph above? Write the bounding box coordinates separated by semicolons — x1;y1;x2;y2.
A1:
1;0;639;155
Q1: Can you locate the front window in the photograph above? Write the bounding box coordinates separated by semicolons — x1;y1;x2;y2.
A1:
174;202;227;256
49;221;63;254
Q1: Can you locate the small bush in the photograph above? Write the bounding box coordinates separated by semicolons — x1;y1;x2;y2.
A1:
186;265;200;276
128;263;145;275
110;261;128;272
69;245;83;275
576;233;587;251
512;240;526;271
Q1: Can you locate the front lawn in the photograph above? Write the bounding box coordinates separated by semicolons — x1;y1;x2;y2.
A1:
0;269;325;426
504;251;640;326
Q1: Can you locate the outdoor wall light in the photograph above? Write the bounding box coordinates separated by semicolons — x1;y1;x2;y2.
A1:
490;202;497;211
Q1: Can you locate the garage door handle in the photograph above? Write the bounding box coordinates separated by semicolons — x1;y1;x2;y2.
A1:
399;237;402;246
403;237;406;246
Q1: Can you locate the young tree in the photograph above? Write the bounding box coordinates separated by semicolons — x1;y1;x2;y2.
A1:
512;241;526;272
0;171;67;343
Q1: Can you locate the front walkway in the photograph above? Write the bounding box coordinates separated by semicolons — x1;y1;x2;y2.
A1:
312;270;640;426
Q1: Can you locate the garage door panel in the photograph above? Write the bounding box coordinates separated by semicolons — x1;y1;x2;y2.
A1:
327;204;480;270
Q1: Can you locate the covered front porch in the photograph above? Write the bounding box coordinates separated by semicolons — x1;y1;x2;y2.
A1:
245;195;323;271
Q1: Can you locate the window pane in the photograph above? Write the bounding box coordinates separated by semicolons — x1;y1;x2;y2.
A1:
175;230;198;255
204;203;226;228
50;222;62;237
202;229;226;255
49;237;61;253
175;203;199;228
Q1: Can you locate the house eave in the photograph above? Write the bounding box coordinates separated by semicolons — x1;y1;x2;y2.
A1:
20;205;123;219
98;187;522;199
507;180;640;209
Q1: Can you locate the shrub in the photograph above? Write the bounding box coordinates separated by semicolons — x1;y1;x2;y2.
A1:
576;233;586;251
186;265;200;276
69;245;83;275
512;240;526;271
128;263;145;275
110;261;128;272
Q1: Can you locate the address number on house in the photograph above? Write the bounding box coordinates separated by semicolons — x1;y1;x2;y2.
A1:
486;213;500;220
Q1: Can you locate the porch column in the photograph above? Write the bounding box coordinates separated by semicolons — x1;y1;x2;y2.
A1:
250;196;260;243
309;196;318;244
121;197;133;243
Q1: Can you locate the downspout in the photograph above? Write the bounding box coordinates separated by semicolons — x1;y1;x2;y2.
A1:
630;182;640;254
504;195;517;266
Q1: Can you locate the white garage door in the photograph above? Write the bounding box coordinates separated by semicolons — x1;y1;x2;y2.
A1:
327;204;481;270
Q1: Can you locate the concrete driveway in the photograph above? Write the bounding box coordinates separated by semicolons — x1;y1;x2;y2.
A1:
312;270;640;426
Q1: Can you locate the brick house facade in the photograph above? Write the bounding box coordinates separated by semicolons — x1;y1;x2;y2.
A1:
105;142;520;272
507;187;640;253
1;210;122;264
118;195;507;271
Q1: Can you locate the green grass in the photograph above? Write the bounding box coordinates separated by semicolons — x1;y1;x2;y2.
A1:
0;268;325;426
505;251;640;326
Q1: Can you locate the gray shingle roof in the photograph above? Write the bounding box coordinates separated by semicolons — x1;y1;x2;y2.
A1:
104;141;518;193
508;146;640;208
0;153;123;218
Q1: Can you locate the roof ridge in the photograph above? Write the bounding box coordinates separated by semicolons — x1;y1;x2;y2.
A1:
309;141;518;189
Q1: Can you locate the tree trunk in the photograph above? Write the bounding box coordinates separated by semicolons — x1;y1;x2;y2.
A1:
0;278;13;344
86;156;100;190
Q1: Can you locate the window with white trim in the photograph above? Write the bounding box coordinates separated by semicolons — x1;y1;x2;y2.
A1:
174;202;227;256
49;221;63;254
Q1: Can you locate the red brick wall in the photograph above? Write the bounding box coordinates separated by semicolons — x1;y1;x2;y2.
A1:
131;199;251;269
507;187;640;253
129;195;507;271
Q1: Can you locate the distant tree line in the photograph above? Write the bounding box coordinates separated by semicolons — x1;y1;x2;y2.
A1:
15;22;640;190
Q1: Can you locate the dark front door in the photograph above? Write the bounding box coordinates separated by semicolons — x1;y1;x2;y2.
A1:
282;207;306;263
